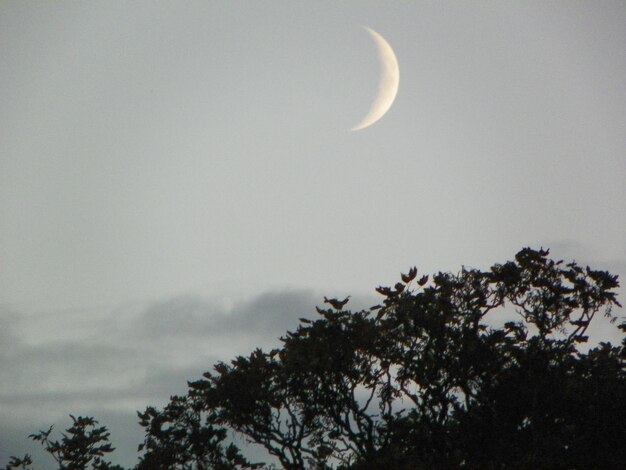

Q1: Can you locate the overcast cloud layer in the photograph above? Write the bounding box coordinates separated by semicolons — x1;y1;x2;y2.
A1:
1;1;625;467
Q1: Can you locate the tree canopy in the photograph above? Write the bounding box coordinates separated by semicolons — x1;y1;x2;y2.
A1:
8;248;626;470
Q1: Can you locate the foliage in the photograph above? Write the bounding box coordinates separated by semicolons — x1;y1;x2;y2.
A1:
5;455;33;470
135;395;261;469
7;248;626;469
7;415;123;470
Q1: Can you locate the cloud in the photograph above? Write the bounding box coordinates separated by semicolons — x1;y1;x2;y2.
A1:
213;289;324;336
136;289;321;339
0;288;329;467
0;304;21;352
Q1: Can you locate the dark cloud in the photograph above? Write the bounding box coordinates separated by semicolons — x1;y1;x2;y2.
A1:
135;288;381;339
0;361;207;407
213;289;322;336
137;295;222;337
136;289;321;339
0;288;332;468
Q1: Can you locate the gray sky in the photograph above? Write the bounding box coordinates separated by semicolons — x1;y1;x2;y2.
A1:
1;1;625;467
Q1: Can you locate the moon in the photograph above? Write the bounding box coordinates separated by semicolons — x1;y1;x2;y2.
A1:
350;27;400;131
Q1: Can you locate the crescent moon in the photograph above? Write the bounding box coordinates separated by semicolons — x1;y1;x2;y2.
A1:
350;27;400;131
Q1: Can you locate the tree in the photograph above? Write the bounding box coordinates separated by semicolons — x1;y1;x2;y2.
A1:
135;395;260;470
188;248;624;469
8;248;625;469
8;415;124;470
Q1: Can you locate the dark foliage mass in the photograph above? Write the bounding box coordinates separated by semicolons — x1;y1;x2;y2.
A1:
7;248;626;469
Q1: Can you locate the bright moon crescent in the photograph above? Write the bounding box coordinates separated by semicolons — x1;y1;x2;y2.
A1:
351;27;400;131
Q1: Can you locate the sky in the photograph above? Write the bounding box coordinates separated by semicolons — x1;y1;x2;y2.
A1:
1;1;625;466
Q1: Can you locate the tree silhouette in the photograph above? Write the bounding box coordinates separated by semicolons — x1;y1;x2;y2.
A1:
7;248;625;469
135;395;260;469
8;415;124;470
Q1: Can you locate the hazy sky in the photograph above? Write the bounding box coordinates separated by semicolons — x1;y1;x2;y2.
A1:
1;1;625;466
